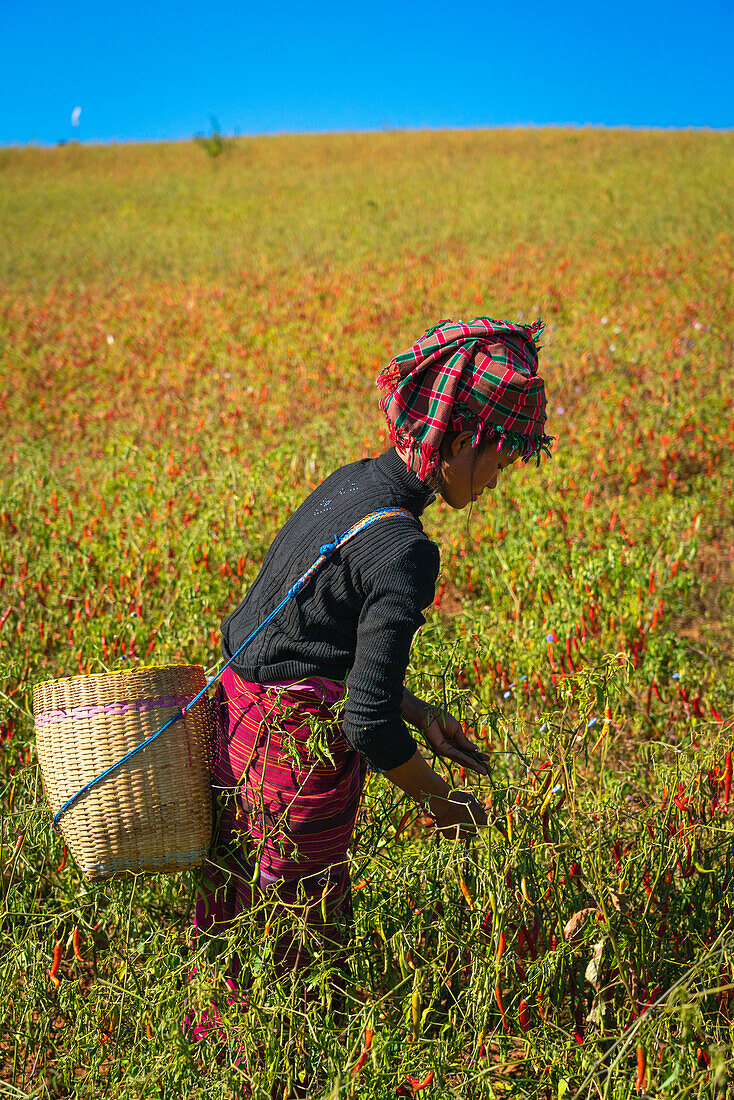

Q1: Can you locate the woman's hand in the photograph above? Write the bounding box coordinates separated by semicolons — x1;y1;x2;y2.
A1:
401;688;491;777
429;789;488;839
421;711;490;776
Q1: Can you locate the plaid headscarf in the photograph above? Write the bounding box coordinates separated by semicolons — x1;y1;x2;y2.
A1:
377;316;554;482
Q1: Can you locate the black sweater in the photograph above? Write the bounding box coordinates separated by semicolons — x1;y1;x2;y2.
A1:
221;447;440;772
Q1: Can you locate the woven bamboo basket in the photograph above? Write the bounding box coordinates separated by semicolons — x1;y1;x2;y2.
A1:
33;664;214;881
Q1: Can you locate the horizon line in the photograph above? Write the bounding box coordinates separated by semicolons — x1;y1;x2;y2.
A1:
3;120;732;151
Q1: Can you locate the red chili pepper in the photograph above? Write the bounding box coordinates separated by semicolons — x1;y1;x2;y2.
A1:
518;999;531;1031
636;1045;646;1092
100;1013;115;1043
72;928;84;963
50;940;63;988
351;1028;373;1077
56;845;67;872
522;925;537;961
352;1051;368;1077
495;982;509;1030
725;751;732;810
406;1071;434;1091
394;809;413;842
496;931;506;964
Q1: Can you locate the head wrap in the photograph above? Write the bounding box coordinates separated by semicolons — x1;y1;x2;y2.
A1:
377;316;554;482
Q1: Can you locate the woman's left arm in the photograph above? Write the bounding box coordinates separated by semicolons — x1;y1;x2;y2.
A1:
401;687;491;776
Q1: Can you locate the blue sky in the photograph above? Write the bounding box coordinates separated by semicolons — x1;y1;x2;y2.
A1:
4;0;732;145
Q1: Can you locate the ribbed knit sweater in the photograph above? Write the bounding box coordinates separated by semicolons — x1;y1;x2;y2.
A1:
221;447;440;772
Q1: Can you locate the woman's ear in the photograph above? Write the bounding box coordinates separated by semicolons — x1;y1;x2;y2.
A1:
448;430;474;458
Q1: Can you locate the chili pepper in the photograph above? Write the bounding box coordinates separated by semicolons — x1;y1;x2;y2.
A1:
351;1027;373;1077
520;876;532;906
72;929;84;963
406;1071;434;1091
495;982;509;1030
459;878;473;908
613;839;622;872
539;769;562;815
4;833;23;866
636;1045;646;1092
518;999;531;1031
411;986;421;1039
725;751;732;810
146;1015;153;1040
352;1051;368;1077
394;809;413;842
521;924;537;960
50;940;63;988
496;931;506;964
56;845;68;873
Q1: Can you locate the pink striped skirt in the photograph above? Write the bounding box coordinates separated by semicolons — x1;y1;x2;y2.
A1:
191;665;366;1026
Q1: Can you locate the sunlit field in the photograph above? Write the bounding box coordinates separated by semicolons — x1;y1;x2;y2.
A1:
1;127;733;1099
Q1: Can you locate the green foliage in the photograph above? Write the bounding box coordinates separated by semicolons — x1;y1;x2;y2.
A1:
193;115;232;163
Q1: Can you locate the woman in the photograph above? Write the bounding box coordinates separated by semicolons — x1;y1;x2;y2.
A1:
192;315;552;1072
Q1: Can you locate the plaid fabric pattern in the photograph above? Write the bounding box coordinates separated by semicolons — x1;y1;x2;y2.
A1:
377;316;553;481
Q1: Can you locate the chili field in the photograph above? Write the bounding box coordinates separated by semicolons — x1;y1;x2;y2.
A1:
1;128;733;1099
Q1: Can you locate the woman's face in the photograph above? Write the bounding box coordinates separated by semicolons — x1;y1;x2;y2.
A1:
439;432;520;510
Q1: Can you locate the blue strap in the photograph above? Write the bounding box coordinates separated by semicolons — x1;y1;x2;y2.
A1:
52;507;414;828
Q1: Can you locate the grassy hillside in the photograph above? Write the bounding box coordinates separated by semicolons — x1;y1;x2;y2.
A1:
1;129;733;1099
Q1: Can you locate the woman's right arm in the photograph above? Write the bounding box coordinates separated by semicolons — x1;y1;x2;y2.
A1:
384;750;488;838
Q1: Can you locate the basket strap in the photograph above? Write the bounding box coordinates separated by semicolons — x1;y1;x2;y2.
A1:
52;507;415;828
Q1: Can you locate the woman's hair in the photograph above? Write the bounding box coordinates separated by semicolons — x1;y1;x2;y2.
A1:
427;426;511;529
428;427;505;495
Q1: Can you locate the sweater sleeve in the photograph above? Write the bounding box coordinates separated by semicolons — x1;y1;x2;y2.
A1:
342;537;440;772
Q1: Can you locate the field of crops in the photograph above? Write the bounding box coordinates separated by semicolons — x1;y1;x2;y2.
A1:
1;128;733;1099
